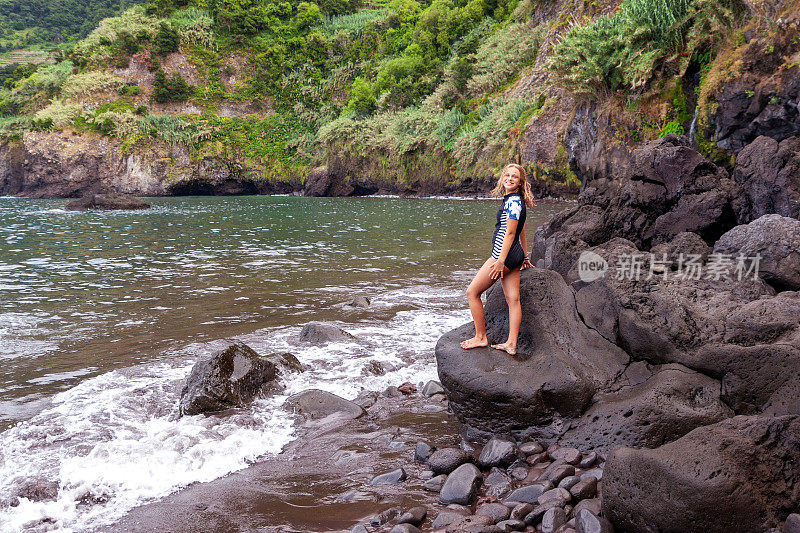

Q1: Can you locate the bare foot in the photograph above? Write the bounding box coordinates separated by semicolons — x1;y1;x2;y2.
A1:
461;336;488;349
491;342;517;356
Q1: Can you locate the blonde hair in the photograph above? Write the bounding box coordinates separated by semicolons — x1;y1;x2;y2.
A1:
491;163;534;207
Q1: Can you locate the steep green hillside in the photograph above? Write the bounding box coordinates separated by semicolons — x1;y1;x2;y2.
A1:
0;0;791;193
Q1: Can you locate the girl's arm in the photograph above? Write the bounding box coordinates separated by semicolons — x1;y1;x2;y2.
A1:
520;222;532;270
489;218;518;279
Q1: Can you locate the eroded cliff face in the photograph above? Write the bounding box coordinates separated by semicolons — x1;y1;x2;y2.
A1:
0;131;298;198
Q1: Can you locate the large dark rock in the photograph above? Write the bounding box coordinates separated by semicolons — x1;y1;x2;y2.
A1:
65;192;150;211
283;389;366;420
603;415;800;533
559;364;732;452
713;214;800;291
731;136;800;223
427;447;471;475
179;343;278;416
436;268;629;441
439;463;482;505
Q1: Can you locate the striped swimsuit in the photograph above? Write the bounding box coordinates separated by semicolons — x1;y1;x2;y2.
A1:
491;192;526;269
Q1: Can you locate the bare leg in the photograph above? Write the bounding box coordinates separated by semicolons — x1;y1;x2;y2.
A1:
492;266;521;356
461;258;499;349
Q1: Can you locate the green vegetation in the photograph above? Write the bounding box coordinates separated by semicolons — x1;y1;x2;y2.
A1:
0;0;765;188
0;0;146;51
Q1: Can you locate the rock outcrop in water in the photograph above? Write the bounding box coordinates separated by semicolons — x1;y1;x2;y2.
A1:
65;192;150;211
435;134;800;531
179;343;283;416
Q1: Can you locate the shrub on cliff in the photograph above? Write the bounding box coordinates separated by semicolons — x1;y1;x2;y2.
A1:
34;101;85;128
152;69;194;102
61;72;126;99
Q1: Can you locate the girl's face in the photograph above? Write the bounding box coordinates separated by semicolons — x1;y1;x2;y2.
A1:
502;167;521;193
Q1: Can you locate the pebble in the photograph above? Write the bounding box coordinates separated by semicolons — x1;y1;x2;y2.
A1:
497;519;526;532
558;475;582;491
397;506;426;526
507;460;529;480
579;452;597;469
478;437;518;468
390;524;420;533
423;474;447;492
549;447;581;465
580;467;603;481
510;502;534;520
571;498;601;518
519;441;544;455
538;461;575;485
504;480;553;503
575;509;613;533
527;452;549;466
383;386;403;397
422;380;446;397
415;441;436;462
786;513;800;533
419;469;434;480
369;467;406;486
370;507;401;527
537;487;571;507
431;511;465;529
476;502;511;523
485;467;513;498
439;463;482;505
569;476;597;500
428;447;471;475
349;525;369;533
445;514;494;531
398;382;417;395
541;507;568;533
523;501;561;525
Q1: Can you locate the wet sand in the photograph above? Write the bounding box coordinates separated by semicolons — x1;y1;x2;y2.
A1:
102;393;463;532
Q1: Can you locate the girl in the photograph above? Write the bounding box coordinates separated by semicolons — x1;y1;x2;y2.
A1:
460;163;534;356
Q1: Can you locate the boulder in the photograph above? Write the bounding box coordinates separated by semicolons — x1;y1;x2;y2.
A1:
348;295;370;308
370;468;406;486
504;481;553;504
559;364;733;451
731;136;800;223
436;268;629;441
713;214;800;291
65;192;150;211
397;506;426;526
422;380;446;397
476;502;511;523
602;415;800;532
179;343;277;416
298;322;355;345
575;509;613;533
439;463;482;505
283;389;366;420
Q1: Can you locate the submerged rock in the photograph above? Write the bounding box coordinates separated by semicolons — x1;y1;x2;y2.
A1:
298;322;355;345
65;192;150;211
179;343;278;416
283;389;366;420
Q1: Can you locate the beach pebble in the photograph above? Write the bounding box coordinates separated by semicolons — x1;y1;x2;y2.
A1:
570;476;597;500
384;386;403;397
476;502;511;523
419;469;434;480
579;452;597;469
439;463;482;505
538;461;575;484
575;509;613;533
508;464;529;481
580;467;603;481
390;524;420;533
398;382;417;395
422;380;446;397
497;518;526;532
538;488;571;507
504;480;553;504
298;322;354;344
558;475;582;491
349;525;369;533
444;514;495;531
431;508;471;529
786;513;800;533
423;474;447;492
541;507;568;533
479;437;517;468
571;498;601;518
510;502;534;520
549;447;581;465
523;501;561;526
519;441;544;455
370;507;401;527
428;447;471;474
485;468;513;498
397;506;427;526
370;468;406;486
353;390;379;408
